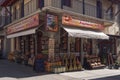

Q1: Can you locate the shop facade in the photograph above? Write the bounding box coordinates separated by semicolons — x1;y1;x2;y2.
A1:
7;13;40;65
6;12;111;72
59;14;109;70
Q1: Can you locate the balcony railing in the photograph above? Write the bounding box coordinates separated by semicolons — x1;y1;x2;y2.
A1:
44;0;114;21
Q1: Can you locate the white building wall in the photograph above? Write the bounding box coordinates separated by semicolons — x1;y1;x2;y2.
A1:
44;0;114;21
116;39;120;54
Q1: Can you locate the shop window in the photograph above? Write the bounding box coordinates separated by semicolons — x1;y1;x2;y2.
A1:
14;38;17;50
29;35;35;54
19;36;25;54
70;38;75;52
70;38;81;53
96;0;102;18
25;35;30;53
60;28;68;53
75;38;81;52
83;39;92;55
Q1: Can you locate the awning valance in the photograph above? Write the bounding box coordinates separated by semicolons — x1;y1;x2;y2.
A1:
63;27;109;39
7;28;37;38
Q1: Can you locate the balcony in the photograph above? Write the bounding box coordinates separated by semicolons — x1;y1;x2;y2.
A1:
0;0;16;6
44;0;114;21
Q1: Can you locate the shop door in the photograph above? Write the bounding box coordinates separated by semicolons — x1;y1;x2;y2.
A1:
98;40;112;64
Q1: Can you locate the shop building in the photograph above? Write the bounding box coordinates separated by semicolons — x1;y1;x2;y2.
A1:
0;7;10;58
0;0;119;72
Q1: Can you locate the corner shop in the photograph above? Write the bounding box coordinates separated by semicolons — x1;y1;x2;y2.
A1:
6;11;110;72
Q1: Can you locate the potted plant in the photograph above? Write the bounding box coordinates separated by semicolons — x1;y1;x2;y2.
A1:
114;61;119;69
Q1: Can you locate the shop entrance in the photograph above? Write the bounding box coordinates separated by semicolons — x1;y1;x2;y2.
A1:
60;28;82;71
98;37;116;65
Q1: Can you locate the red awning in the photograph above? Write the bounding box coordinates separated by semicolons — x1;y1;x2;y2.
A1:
0;0;16;6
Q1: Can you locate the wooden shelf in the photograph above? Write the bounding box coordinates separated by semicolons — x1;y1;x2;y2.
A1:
84;55;105;69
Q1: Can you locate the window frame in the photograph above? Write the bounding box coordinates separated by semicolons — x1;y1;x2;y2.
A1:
63;0;72;7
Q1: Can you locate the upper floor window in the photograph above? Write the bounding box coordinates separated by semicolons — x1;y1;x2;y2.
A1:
108;6;113;19
11;1;21;21
63;0;71;7
96;0;102;18
38;0;44;9
24;0;37;16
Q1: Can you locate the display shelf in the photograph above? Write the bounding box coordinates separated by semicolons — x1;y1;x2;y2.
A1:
29;35;35;54
20;37;25;54
84;55;105;69
60;29;68;53
37;36;48;54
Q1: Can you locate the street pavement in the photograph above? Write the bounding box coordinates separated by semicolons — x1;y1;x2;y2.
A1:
0;59;120;80
0;59;79;80
60;68;120;80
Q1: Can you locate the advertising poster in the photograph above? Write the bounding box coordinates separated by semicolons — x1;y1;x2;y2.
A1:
46;14;58;32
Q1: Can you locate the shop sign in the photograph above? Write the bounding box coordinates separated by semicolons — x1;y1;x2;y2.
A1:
7;14;39;34
46;14;58;32
62;15;104;30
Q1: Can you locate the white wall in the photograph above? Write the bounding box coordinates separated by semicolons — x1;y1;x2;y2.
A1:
104;22;119;35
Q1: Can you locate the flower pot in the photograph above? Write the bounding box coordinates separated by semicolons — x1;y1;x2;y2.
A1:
114;65;119;69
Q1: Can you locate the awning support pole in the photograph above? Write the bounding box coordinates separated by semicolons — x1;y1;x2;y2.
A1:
68;36;70;55
35;34;37;55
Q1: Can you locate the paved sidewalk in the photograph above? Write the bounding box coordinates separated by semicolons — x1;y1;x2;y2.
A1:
0;59;120;80
60;68;120;80
0;59;79;80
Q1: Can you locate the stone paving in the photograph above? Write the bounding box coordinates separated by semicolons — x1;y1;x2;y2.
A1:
0;59;120;80
0;59;79;80
60;68;120;80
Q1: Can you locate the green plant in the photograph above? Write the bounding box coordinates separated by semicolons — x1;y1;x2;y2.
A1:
113;60;119;69
115;61;119;66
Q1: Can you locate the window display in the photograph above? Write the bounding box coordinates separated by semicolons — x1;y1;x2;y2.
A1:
60;28;68;53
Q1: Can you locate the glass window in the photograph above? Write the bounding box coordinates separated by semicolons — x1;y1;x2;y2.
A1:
11;1;21;21
24;0;37;16
96;0;102;18
38;0;44;9
63;0;71;7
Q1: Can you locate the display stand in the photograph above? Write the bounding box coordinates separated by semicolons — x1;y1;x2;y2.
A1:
84;55;105;69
